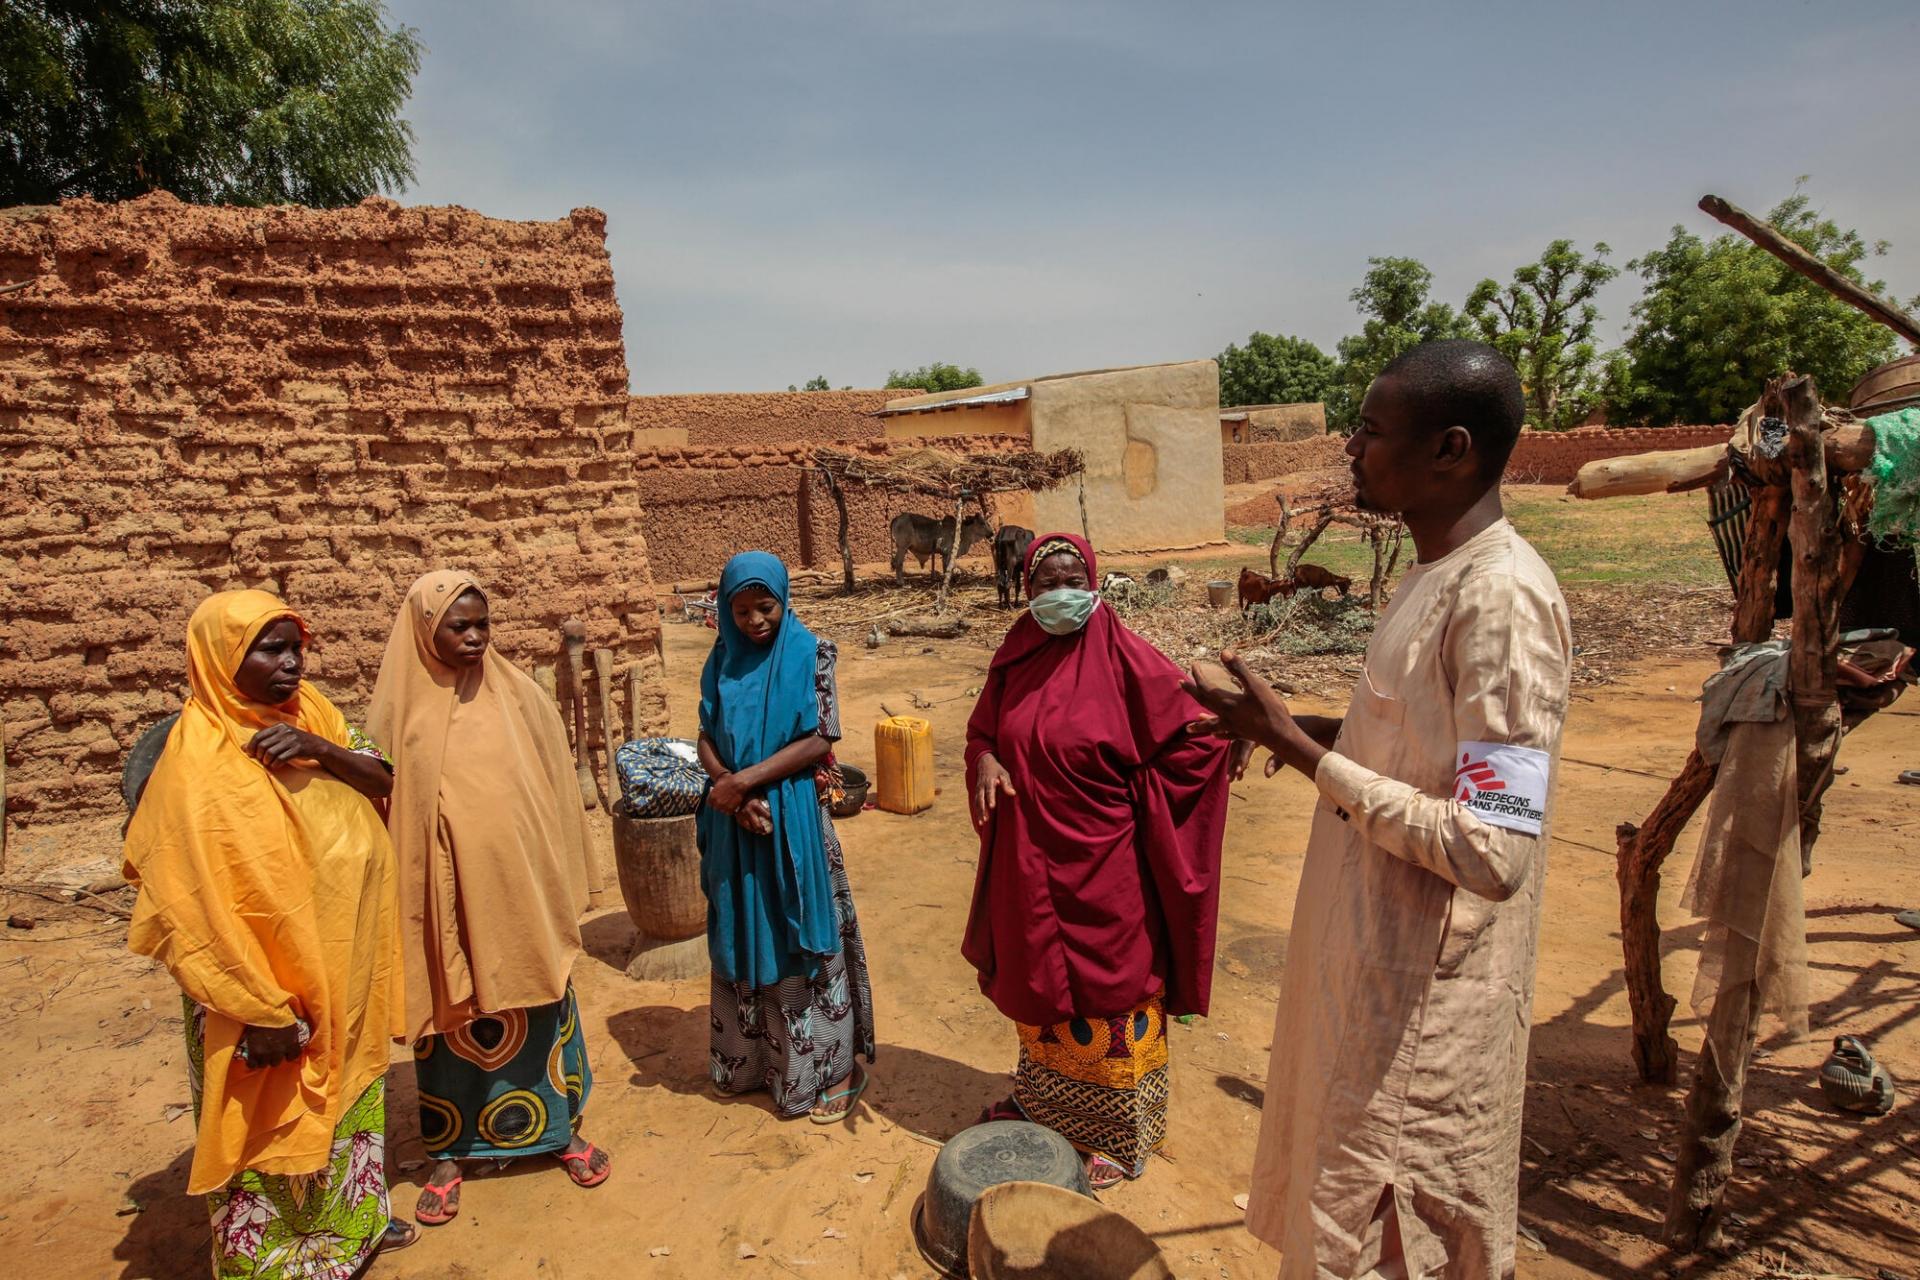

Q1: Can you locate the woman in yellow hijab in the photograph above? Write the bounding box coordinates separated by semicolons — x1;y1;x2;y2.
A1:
367;571;609;1227
123;590;413;1279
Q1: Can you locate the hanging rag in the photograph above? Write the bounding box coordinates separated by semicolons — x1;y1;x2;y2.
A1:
1682;642;1808;1072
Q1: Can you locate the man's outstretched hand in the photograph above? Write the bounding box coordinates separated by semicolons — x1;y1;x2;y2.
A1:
1182;649;1327;780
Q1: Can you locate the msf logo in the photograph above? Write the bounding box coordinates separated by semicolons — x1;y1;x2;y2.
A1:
1455;751;1506;802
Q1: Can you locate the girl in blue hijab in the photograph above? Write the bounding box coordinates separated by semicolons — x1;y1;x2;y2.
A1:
697;551;875;1121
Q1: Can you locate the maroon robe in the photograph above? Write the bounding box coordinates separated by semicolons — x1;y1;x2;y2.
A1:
962;533;1231;1026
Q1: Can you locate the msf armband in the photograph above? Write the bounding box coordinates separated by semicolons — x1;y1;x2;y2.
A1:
1453;741;1551;835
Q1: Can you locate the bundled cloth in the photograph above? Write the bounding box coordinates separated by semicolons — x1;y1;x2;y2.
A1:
1867;408;1920;546
615;737;707;817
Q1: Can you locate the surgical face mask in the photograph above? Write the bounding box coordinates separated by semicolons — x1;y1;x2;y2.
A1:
1029;587;1099;635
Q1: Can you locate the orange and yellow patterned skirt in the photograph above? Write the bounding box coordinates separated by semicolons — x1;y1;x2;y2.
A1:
1012;995;1169;1178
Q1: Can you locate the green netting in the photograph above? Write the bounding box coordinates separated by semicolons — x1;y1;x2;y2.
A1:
1867;408;1920;545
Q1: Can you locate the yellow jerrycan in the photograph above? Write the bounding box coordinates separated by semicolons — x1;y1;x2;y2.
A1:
873;715;935;815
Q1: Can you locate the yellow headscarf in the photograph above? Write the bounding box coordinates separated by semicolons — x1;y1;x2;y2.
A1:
123;590;402;1193
366;571;593;1042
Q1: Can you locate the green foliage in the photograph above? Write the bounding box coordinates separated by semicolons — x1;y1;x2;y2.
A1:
1466;240;1617;430
1216;331;1336;410
1;0;421;207
1607;189;1911;425
1249;594;1374;656
788;375;833;391
1327;257;1473;430
884;361;984;393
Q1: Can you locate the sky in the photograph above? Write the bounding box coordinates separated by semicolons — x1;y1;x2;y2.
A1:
386;0;1920;395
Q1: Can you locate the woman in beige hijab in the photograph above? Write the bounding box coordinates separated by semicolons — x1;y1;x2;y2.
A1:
368;571;612;1226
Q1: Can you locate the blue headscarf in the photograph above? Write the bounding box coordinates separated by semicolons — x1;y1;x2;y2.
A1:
697;551;839;987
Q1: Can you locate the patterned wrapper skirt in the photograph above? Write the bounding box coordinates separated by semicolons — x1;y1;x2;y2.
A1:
1013;994;1170;1178
185;1001;390;1280
709;805;876;1115
412;984;592;1160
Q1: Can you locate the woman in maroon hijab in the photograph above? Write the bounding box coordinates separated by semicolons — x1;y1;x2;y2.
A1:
963;532;1233;1189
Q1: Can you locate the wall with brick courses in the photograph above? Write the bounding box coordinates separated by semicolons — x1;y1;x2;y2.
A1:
1506;424;1735;485
1221;434;1348;485
1218;425;1737;491
630;436;1025;587
0;192;668;836
627;390;895;447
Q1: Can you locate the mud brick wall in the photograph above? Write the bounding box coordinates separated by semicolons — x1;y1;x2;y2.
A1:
1221;435;1348;485
0;192;668;834
1506;424;1734;485
632;436;1025;587
628;390;895;447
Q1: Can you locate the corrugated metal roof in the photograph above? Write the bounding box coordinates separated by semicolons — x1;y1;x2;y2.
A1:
877;386;1030;415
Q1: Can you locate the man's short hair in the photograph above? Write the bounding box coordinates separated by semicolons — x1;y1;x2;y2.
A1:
1377;339;1525;480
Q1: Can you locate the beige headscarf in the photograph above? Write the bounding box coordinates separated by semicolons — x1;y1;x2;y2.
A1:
367;570;593;1042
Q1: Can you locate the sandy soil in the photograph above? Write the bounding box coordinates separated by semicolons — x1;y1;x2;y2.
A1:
3;618;1917;1279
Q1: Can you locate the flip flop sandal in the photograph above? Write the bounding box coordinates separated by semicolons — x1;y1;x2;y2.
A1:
975;1095;1024;1126
1085;1154;1129;1191
1898;771;1920;786
379;1219;419;1252
557;1143;612;1188
809;1064;870;1125
415;1177;462;1226
1895;909;1920;932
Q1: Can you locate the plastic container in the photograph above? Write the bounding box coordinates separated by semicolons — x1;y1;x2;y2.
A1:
874;715;935;814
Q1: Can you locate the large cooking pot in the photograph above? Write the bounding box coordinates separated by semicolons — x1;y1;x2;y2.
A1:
1851;353;1920;417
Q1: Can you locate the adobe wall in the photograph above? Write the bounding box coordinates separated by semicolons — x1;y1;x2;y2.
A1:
1222;434;1349;485
1507;424;1735;485
631;436;1025;587
0;193;668;834
628;390;894;447
1030;361;1224;551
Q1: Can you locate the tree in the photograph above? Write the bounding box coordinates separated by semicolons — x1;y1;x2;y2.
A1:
788;375;832;391
1326;257;1473;429
1607;189;1912;425
1;0;421;208
884;362;983;393
1215;331;1337;409
1465;240;1618;430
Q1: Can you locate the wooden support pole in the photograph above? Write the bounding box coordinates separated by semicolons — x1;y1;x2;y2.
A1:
816;468;854;595
1667;375;1843;1249
1700;195;1920;346
936;491;966;615
1268;492;1292;578
1287;510;1335;578
1615;748;1715;1085
1568;422;1873;501
1614;429;1791;1085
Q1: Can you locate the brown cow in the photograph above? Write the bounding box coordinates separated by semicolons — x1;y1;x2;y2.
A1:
1292;563;1352;598
1238;566;1297;612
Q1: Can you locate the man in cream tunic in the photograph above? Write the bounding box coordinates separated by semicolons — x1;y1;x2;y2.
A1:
1189;340;1570;1278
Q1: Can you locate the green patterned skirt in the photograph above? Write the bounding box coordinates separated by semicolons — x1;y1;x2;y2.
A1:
412;984;592;1160
185;1001;391;1280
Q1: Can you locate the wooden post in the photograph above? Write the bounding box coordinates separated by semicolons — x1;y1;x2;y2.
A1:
1077;476;1091;543
936;491;967;615
817;468;855;595
1268;492;1292;578
1699;196;1920;346
1614;749;1715;1084
1614;447;1790;1084
1667;375;1843;1249
1287;510;1335;578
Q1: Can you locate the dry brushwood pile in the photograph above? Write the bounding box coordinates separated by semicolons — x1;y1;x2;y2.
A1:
810;445;1085;498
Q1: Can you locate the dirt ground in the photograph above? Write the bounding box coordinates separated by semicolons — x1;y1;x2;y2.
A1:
4;591;1919;1277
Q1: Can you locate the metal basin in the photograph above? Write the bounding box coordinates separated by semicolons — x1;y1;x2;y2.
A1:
912;1121;1090;1279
